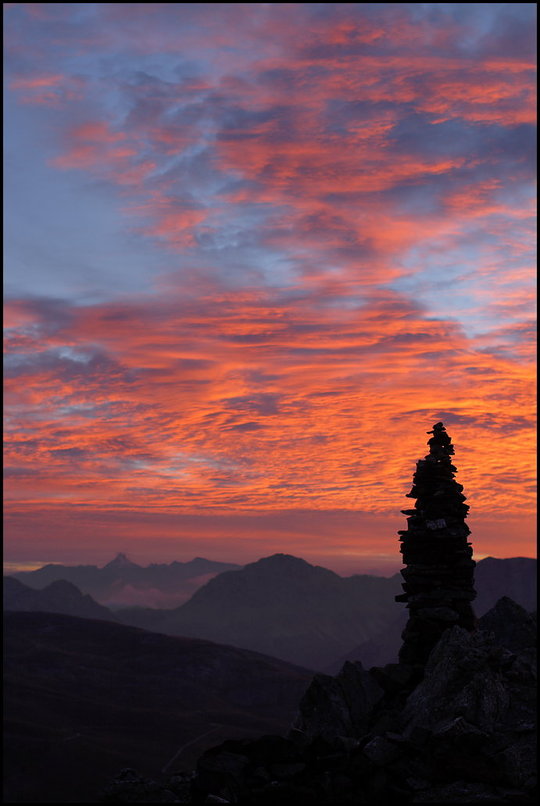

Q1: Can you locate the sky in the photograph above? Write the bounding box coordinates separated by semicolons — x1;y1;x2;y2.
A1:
3;3;537;576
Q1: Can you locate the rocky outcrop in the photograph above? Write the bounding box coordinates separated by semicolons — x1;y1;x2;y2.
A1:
184;598;536;804
478;596;537;653
327;559;537;674
292;660;385;740
100;768;182;802
100;595;535;803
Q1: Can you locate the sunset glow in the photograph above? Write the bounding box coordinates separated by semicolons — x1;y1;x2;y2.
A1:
4;3;536;573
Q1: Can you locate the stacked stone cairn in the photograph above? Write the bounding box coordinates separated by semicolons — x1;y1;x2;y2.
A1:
99;420;537;805
396;422;476;668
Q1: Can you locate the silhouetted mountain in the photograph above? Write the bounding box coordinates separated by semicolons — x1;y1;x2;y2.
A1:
8;553;535;673
3;611;312;803
474;556;537;614
326;556;537;673
102;552;139;570
325;612;408;673
3;576;117;622
116;554;536;673
478;595;537;652
9;554;242;607
117;553;401;670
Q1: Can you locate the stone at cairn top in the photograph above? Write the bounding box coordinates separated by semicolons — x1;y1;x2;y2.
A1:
396;422;476;669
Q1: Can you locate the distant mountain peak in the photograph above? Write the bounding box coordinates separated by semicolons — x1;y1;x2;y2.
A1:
252;553;309;565
247;554;323;573
103;553;139;569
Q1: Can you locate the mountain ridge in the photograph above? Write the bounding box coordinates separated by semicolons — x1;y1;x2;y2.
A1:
116;554;536;671
8;554;243;608
3;576;117;622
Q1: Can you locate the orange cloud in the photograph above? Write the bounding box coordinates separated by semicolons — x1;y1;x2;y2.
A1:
4;288;536;529
4;3;536;566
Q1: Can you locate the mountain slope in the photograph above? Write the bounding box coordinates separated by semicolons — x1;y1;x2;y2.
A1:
118;554;402;670
3;611;313;803
327;555;538;672
474;556;537;614
3;576;117;621
118;554;537;672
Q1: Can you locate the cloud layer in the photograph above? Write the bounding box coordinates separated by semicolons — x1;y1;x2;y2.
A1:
4;3;536;569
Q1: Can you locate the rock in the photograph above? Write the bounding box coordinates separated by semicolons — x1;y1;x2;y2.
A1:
370;662;416;695
292;660;384;739
292;674;352;738
362;734;405;765
198;750;250;777
243;735;302;765
411;781;534;803
397;622;537;793
194;748;250;803
268;762;306;779
432;715;486;741
478;597;537;653
185;606;535;804
401;626;512;732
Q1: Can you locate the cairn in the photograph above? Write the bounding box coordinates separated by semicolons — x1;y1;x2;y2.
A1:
396;422;476;667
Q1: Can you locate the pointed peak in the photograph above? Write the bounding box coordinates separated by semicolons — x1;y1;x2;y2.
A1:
103;553;138;569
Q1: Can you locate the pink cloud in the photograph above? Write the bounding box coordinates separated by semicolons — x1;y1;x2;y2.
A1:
3;3;535;568
4;285;536;525
10;73;64;89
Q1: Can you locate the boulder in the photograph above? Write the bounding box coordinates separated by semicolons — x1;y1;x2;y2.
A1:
478;597;537;653
292;660;384;739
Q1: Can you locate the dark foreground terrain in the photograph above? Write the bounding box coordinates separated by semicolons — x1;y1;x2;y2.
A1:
3;612;312;803
3;597;536;804
101;597;537;804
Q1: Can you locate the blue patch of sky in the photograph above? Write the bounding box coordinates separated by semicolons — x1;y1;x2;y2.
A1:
56;347;93;364
389;242;495;337
4;97;164;304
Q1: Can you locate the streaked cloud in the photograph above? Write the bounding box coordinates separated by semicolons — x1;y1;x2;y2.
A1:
4;3;536;569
